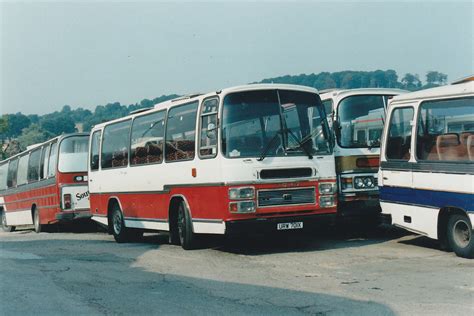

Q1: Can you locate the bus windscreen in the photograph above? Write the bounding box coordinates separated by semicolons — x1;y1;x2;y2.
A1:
222;89;331;158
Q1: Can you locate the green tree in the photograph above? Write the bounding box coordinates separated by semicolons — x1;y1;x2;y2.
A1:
0;116;9;159
17;124;53;151
3;113;31;138
401;73;422;91
40;114;76;135
425;71;448;88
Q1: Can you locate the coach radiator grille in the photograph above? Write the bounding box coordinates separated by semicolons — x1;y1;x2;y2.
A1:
257;188;315;207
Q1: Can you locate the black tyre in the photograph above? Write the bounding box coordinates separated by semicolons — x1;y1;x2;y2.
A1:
33;209;42;233
111;205;131;243
447;214;474;259
1;211;15;232
168;213;181;246
177;202;196;250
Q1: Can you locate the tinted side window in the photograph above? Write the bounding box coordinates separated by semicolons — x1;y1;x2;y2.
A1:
0;163;8;190
165;102;198;162
90;131;101;171
7;159;18;188
48;142;58;177
386;107;414;160
28;148;41;182
17;155;29;186
40;145;50;179
199;98;219;158
101;120;131;169
416;97;473;162
130;111;166;165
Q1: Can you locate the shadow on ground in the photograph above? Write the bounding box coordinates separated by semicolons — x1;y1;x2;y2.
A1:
398;234;443;251
213;223;412;256
0;237;395;315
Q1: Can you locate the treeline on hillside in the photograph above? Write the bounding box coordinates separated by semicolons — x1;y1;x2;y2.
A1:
1;94;178;158
1;69;448;159
258;70;447;91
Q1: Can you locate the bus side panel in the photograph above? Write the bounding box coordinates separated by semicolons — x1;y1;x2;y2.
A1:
2;180;61;226
380;201;439;238
39;182;61;225
92;180;337;234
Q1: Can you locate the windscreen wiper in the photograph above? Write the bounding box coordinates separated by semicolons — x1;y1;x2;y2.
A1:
287;127;323;154
257;130;282;161
285;128;313;159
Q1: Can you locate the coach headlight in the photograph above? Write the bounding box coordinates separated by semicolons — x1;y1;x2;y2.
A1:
228;187;255;200
319;182;336;195
354;177;365;189
354;176;375;189
364;177;374;188
229;201;256;213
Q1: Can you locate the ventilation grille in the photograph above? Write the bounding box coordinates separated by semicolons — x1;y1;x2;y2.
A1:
259;168;313;179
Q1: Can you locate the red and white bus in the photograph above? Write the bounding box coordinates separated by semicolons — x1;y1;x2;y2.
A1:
89;84;337;249
0;133;91;232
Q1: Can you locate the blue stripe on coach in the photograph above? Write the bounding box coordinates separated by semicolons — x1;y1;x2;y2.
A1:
379;186;474;213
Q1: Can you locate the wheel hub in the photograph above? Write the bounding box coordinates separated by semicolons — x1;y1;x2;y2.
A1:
453;219;471;248
113;212;122;234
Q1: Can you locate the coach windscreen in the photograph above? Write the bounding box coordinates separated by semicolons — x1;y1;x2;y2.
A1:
222;89;332;159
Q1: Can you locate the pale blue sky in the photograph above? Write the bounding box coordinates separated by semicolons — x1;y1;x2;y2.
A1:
1;1;472;114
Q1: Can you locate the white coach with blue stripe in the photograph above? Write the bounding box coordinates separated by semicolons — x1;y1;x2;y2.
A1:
379;76;474;259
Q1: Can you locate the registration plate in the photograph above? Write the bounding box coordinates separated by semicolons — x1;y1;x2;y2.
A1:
277;222;303;230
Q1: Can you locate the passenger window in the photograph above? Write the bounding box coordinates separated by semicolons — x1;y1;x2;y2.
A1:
90;131;101;171
27;148;41;182
48;142;58;177
7;158;19;188
101;120;131;169
386;107;414;160
165;102;198;162
199;98;219;158
0;163;8;190
17;155;29;186
130;111;166;165
40;145;49;179
416;97;473;162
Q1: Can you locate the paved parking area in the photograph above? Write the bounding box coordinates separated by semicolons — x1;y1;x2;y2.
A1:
0;225;473;315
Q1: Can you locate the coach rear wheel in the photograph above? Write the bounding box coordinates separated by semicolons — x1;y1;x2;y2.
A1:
1;211;15;232
447;214;474;259
33;209;42;233
177;202;196;250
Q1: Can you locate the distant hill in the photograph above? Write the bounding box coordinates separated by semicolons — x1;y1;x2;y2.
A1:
258;69;447;91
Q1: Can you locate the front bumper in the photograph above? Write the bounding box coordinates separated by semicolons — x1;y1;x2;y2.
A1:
56;210;92;222
337;198;381;218
225;213;336;236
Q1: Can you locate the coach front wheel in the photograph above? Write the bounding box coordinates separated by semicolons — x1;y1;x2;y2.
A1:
177;202;196;250
447;214;474;259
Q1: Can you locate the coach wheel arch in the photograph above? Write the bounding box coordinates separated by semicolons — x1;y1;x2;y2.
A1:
1;207;15;232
